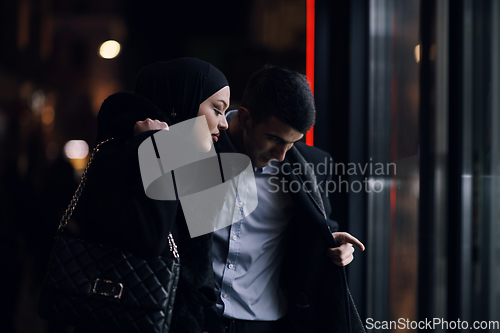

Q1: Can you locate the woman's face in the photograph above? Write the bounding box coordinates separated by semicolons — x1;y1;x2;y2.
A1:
198;86;230;143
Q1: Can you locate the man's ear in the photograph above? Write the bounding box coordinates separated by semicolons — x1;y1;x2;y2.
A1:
237;107;252;129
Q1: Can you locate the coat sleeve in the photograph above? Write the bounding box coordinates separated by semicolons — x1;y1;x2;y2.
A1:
77;131;178;259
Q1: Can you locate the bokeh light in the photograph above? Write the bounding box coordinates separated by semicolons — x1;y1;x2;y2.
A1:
64;140;89;159
41;105;55;125
99;40;121;59
414;44;421;63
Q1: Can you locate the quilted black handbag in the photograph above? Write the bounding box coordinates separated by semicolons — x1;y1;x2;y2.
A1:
38;138;180;333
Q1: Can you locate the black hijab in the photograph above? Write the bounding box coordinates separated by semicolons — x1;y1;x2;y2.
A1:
96;58;228;143
134;57;228;125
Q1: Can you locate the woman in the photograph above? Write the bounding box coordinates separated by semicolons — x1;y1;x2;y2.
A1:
76;58;229;333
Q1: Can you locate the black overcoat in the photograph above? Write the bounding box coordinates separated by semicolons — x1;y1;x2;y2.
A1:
281;142;365;333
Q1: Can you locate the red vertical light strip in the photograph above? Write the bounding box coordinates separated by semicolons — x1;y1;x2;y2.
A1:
306;0;315;146
389;11;398;318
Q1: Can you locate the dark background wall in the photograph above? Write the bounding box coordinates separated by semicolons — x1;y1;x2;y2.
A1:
0;1;314;332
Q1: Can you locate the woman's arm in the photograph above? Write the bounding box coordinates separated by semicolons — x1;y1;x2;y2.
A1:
78;129;178;259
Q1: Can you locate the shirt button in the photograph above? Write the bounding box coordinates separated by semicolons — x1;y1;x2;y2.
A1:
228;264;234;269
222;294;228;299
238;202;243;208
232;235;237;241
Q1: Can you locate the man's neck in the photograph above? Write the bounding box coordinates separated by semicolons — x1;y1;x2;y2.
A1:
227;115;247;155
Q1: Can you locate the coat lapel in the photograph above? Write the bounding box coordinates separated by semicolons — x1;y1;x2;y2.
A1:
282;146;327;220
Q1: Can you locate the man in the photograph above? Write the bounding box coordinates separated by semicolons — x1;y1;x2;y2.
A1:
213;66;366;333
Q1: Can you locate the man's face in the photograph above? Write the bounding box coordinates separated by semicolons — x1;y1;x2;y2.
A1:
243;115;304;168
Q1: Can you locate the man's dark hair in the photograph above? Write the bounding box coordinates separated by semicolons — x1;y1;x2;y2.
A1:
241;66;315;134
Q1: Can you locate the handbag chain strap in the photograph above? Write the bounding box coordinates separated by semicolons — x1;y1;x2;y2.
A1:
168;233;179;259
58;138;113;231
57;137;179;258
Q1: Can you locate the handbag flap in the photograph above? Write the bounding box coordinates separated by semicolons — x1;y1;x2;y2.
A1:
44;235;178;311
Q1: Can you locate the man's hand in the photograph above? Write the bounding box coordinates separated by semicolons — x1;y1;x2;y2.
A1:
134;118;169;136
327;232;365;266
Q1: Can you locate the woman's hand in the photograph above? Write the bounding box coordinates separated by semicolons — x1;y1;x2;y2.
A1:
134;118;169;136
